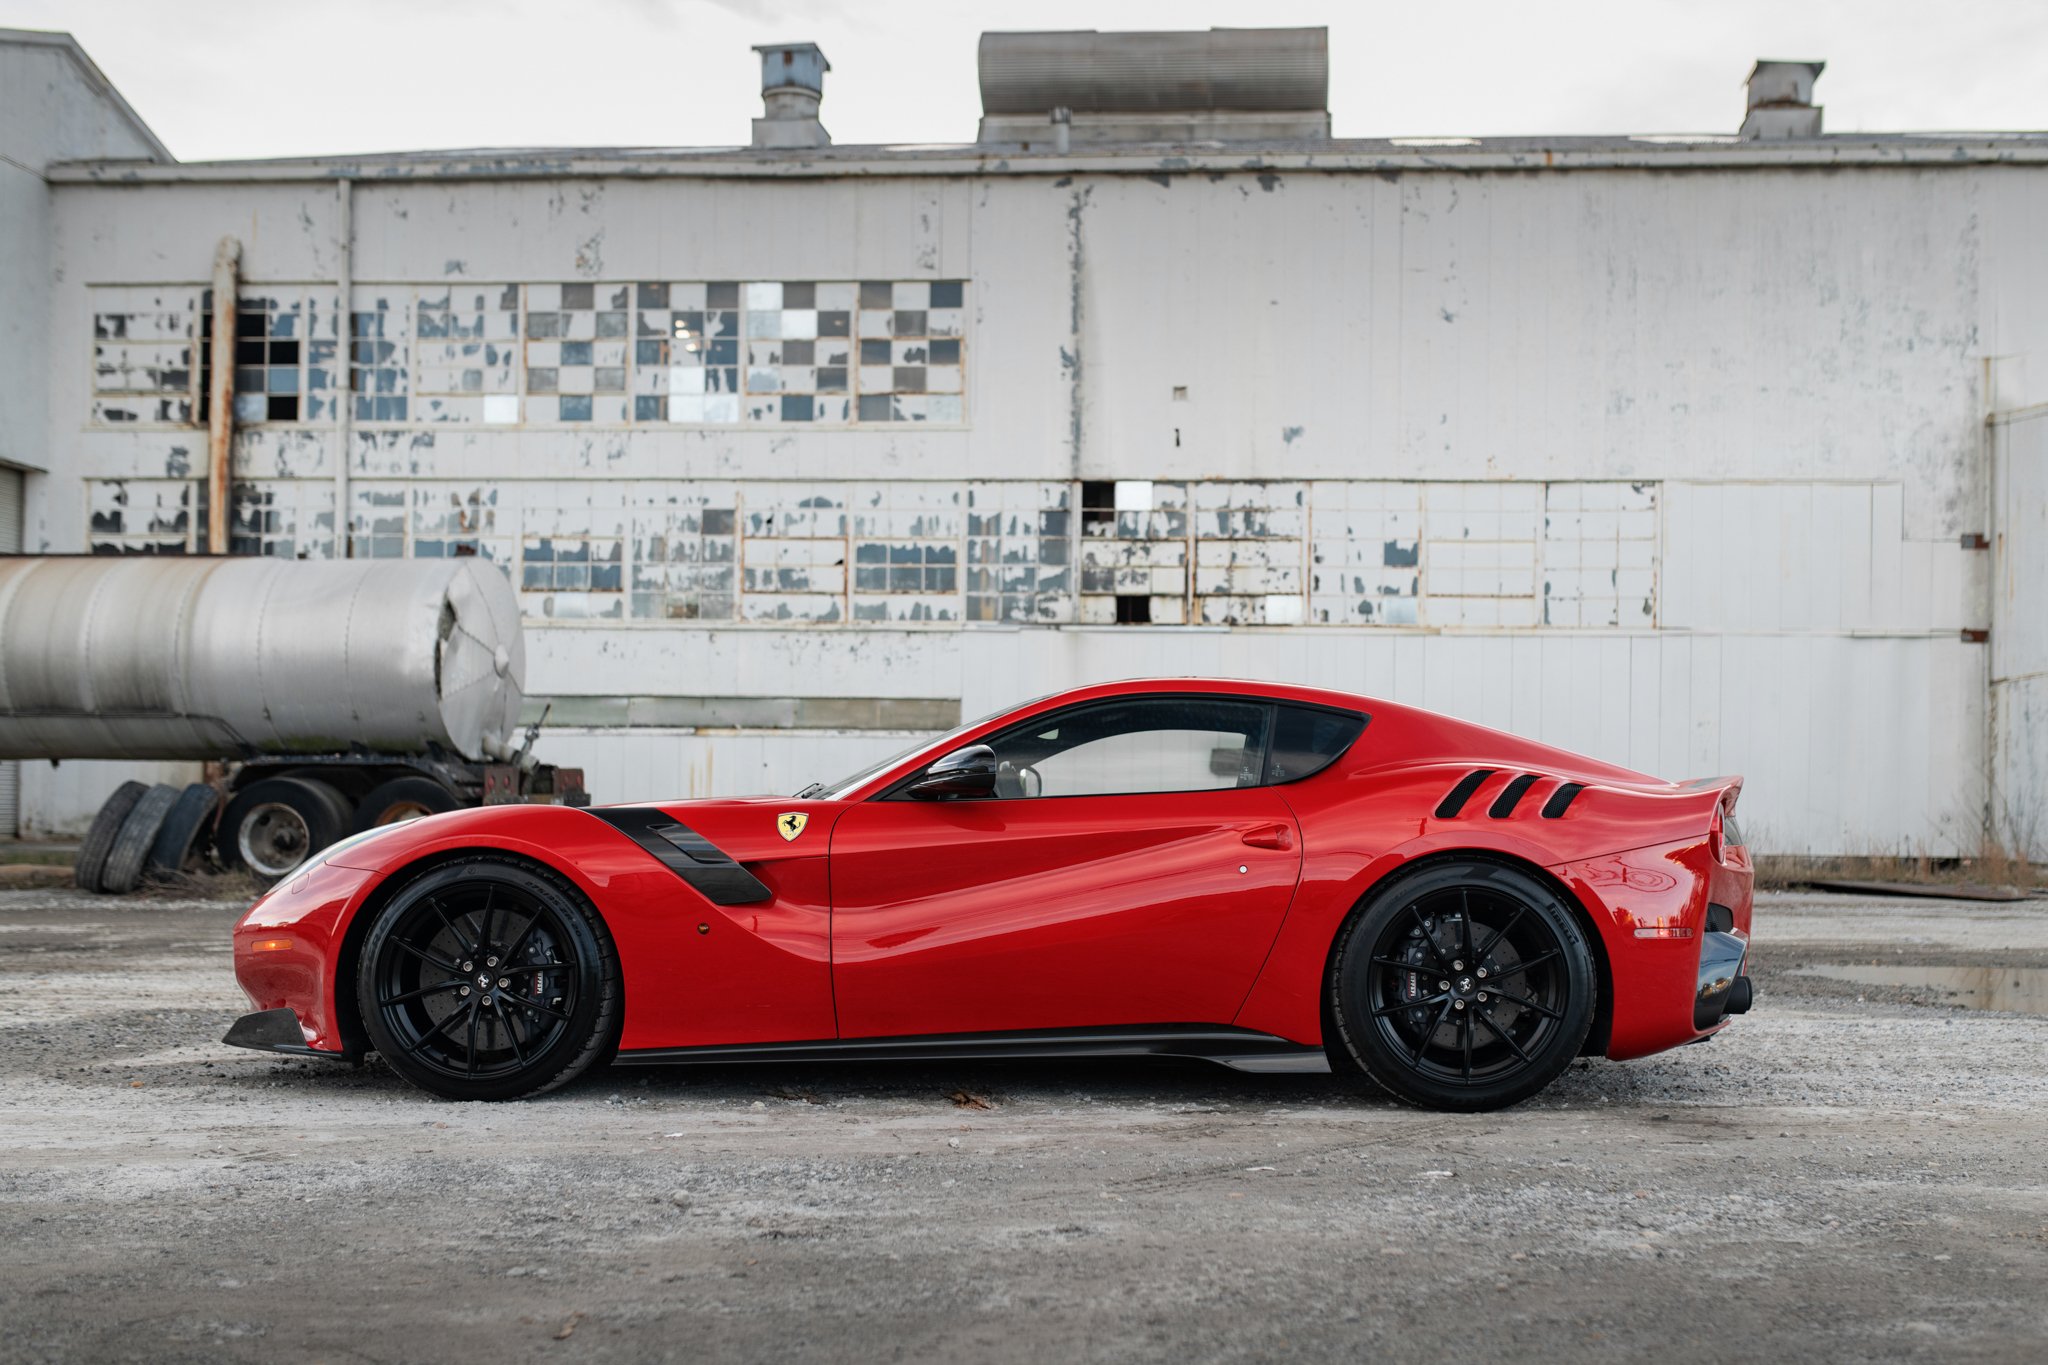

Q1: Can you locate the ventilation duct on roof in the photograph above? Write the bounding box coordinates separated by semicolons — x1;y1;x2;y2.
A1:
753;42;831;149
1741;59;1824;140
977;28;1330;148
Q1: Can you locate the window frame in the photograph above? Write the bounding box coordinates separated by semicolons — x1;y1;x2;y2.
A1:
875;693;1368;802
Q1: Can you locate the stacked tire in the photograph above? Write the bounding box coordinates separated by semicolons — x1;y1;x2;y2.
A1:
75;781;221;893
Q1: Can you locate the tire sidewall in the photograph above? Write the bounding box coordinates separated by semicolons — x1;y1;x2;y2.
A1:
353;776;460;833
75;780;148;891
1331;859;1597;1112
217;777;350;878
356;856;617;1102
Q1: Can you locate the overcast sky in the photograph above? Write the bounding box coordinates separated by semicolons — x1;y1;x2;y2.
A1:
4;0;2044;160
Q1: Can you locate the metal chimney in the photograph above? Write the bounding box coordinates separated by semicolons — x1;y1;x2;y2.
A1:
1741;60;1824;140
752;42;831;149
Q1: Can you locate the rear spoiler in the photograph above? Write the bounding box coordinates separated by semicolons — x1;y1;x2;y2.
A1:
1678;775;1744;817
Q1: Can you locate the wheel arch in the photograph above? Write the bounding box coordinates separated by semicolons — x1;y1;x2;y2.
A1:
1316;847;1614;1059
330;843;625;1060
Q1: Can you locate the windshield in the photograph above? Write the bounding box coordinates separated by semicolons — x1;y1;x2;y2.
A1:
796;697;1043;800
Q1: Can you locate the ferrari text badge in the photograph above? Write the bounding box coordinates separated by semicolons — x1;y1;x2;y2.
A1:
776;811;809;842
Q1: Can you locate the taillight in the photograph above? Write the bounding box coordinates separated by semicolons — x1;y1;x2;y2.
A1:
1709;807;1725;863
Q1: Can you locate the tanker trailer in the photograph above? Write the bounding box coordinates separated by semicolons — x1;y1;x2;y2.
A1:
0;555;586;890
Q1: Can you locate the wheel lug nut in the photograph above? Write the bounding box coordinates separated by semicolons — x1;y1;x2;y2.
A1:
1453;1000;1467;1010
462;961;473;972
1439;981;1451;991
1477;968;1488;979
487;957;498;967
459;985;471;996
1453;960;1464;971
498;978;510;989
1477;992;1488;1002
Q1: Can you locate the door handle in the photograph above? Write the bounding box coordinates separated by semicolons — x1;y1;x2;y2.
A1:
1241;823;1294;851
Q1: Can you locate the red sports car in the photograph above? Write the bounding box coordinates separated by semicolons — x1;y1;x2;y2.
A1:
226;678;1754;1111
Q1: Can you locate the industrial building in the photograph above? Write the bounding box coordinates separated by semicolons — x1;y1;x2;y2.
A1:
1;25;2043;857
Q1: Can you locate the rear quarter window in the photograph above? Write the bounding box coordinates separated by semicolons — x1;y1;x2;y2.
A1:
1266;706;1367;785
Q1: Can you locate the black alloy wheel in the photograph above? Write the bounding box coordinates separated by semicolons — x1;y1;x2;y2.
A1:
1329;859;1596;1111
357;856;619;1101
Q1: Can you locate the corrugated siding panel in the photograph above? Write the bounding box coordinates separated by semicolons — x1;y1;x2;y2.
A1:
1;467;19;835
0;466;20;552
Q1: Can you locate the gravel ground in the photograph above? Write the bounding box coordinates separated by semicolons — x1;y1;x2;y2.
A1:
1;887;2045;1364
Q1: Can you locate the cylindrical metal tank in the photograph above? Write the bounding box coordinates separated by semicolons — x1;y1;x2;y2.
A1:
0;557;525;762
978;28;1330;116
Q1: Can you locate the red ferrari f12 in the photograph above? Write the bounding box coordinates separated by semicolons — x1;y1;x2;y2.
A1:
228;679;1754;1111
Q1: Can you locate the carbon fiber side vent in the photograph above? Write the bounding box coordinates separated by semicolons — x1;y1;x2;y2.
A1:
1540;782;1586;819
1434;769;1496;819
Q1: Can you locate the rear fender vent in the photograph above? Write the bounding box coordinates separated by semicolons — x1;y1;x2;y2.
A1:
1433;769;1496;819
1436;770;1587;820
1487;773;1540;818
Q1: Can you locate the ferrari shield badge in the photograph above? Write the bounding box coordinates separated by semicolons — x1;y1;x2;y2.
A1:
776;811;809;842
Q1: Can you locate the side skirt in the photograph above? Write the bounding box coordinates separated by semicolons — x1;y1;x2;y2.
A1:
614;1024;1332;1075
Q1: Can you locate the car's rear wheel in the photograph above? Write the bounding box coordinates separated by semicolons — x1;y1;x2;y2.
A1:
1329;859;1596;1112
357;856;619;1101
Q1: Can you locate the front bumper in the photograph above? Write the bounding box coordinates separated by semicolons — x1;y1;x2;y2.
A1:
230;859;380;1056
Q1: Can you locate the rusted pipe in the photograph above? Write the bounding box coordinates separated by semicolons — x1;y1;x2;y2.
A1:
205;236;239;554
333;180;353;557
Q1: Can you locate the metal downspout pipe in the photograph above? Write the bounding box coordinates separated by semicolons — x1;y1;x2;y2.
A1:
204;236;239;554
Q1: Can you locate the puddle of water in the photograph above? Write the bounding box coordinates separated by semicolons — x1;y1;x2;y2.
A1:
1792;964;2048;1016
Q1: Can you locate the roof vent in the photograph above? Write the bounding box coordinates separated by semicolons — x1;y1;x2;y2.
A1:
752;42;830;149
977;28;1330;148
1741;59;1824;140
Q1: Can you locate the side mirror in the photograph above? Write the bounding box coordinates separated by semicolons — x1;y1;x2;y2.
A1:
908;744;999;800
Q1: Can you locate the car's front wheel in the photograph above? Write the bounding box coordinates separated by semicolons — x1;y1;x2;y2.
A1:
357;856;620;1101
1328;859;1596;1111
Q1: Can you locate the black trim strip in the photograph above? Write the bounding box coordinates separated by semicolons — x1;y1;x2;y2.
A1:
1488;773;1541;818
615;1024;1331;1074
583;807;773;905
1434;768;1496;819
1540;782;1586;819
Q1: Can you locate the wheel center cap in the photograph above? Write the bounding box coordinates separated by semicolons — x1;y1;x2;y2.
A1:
476;973;492;989
1458;977;1474;993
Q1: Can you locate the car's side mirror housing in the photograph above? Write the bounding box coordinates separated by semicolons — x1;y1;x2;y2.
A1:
908;744;999;800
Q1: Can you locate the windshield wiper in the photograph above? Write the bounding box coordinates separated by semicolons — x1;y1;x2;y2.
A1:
792;782;825;799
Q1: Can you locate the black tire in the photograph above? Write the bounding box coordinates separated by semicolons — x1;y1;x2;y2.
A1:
1328;859;1597;1112
356;856;620;1101
74;780;148;891
216;777;352;881
98;783;181;894
353;776;461;832
144;783;221;883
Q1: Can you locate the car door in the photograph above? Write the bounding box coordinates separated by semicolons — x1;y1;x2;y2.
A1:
828;695;1304;1039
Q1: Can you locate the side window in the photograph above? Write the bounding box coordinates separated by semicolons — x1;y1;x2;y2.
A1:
1267;705;1368;784
984;698;1271;799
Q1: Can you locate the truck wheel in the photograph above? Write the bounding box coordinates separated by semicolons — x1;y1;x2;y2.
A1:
99;783;181;894
217;777;352;881
354;776;461;831
75;781;148;891
144;783;220;883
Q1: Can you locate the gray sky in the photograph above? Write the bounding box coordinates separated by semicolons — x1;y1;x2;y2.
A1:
5;0;2045;161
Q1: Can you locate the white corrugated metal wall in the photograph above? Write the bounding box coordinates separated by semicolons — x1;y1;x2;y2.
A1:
16;152;2047;853
0;465;20;836
1993;409;2048;859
